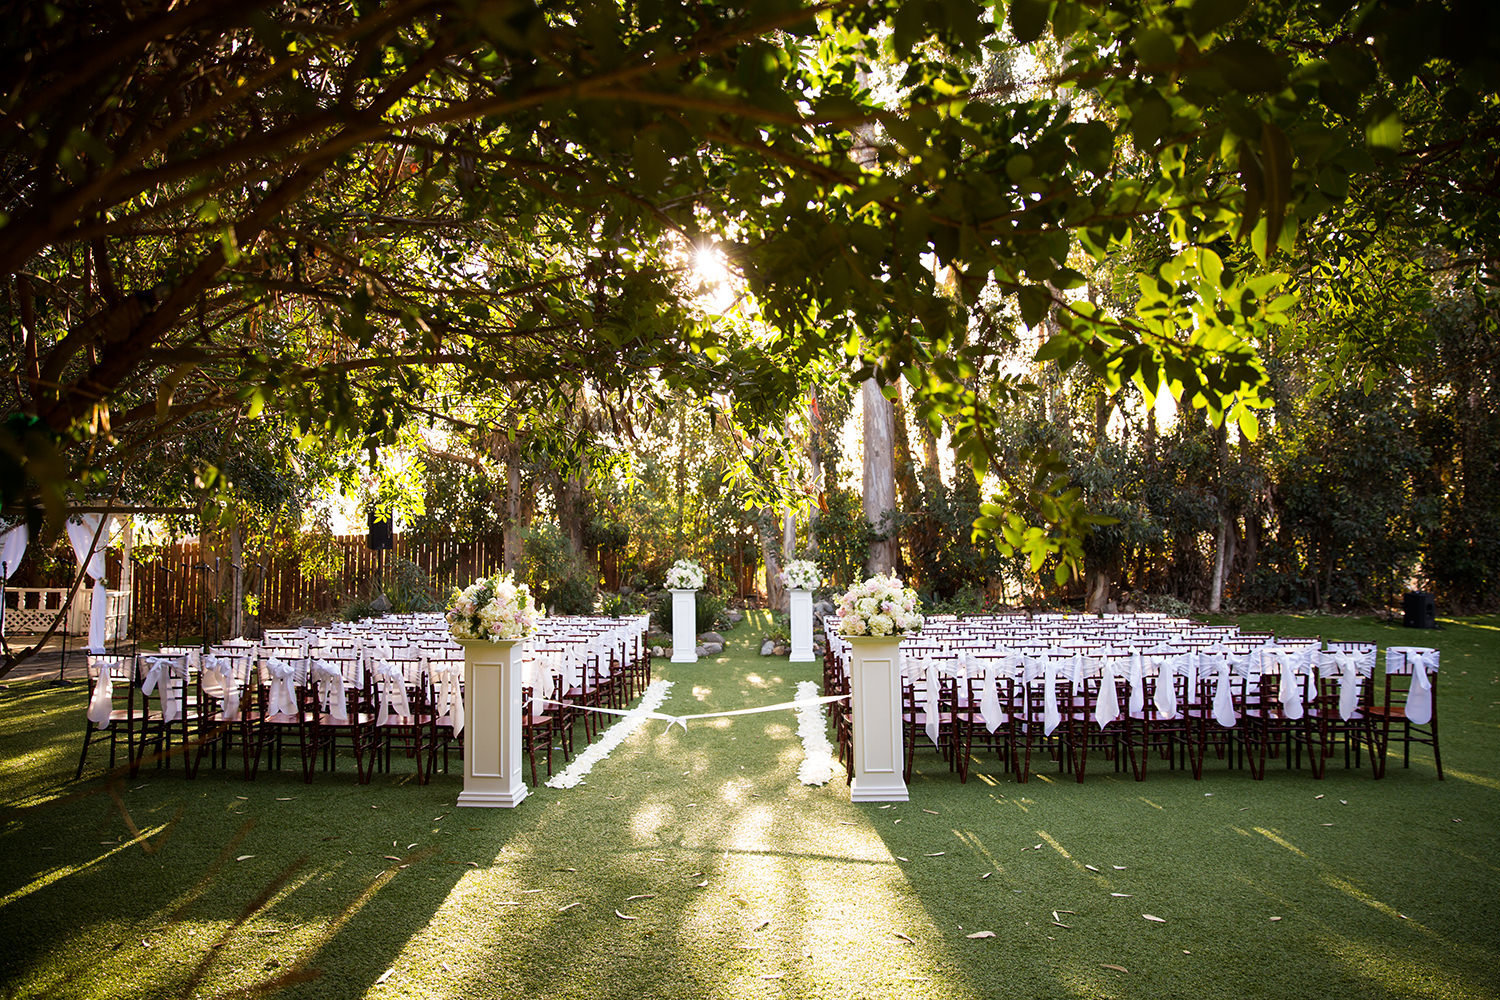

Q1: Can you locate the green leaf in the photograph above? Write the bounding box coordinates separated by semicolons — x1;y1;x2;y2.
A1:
1009;0;1050;44
1365;102;1403;151
1260;121;1292;256
1018;285;1053;328
1187;0;1249;37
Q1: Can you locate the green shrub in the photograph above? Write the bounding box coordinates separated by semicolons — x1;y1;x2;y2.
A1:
385;558;443;613
648;589;728;635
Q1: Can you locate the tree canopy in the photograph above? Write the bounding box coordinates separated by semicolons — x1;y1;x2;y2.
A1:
3;0;1496;583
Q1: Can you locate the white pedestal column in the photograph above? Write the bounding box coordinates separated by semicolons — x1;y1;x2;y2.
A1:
789;588;815;662
671;588;698;664
458;638;528;808
844;634;909;802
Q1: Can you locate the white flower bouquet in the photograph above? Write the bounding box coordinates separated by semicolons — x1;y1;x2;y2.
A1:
664;558;707;591
780;559;822;591
835;573;924;637
446;572;540;641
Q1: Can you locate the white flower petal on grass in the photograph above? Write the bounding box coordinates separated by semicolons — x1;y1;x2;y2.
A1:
1143;914;1166;923
546;681;674;789
794;681;840;786
966;931;996;939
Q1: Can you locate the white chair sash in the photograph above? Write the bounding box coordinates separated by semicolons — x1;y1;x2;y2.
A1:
86;658;117;728
310;659;348;720
1094;659;1120;731
1327;651;1364;721
432;663;464;736
1127;650;1145;717
1153;654;1180;720
200;654;242;721
1270;650;1305;721
374;662;412;726
1042;657;1063;736
1395;648;1439;725
140;655;185;724
1205;653;1237;728
265;658;299;716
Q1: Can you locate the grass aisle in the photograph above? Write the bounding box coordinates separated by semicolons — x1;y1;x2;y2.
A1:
1;612;1498;999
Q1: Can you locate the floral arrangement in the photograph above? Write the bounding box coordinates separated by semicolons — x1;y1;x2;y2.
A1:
664;558;707;590
835;572;923;637
446;572;540;641
780;558;822;591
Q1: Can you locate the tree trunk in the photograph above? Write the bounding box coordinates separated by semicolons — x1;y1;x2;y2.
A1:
1208;509;1228;613
229;517;244;638
503;457;523;572
782;510;796;562
805;388;824;558
918;418;942;490
862;378;898;575
761;509;786;612
1085;566;1111;613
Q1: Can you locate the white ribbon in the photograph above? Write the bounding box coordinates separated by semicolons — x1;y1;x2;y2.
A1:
310;659;348;720
921;661;940;749
139;655;184;724
1043;657;1063;736
1274;649;1305;721
1127;650;1145;718
86;656;118;728
1207;653;1237;728
978;652;1012;734
432;663;465;737
1329;651;1363;721
265;657;299;717
1094;660;1120;731
1153;654;1180;720
200;654;242;722
374;662;412;726
1402;648;1438;725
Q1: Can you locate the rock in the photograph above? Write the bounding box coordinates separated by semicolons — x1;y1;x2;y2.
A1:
814;600;836;616
1105;599;1119;614
726;609;744;623
760;640;775;656
702;642;724;655
695;644;713;657
772;644;790;657
698;631;727;645
369;593;392;613
300;617;317;628
651;646;665;658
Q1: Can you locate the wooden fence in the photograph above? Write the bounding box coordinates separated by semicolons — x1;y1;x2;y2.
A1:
125;533;509;635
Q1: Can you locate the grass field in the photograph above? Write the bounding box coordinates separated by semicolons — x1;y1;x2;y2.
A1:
1;612;1497;1000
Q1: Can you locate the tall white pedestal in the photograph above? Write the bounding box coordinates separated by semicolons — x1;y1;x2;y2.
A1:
844;634;909;802
671;588;698;664
789;588;815;662
458;638;528;808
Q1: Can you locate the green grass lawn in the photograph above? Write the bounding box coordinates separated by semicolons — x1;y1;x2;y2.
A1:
2;613;1497;1000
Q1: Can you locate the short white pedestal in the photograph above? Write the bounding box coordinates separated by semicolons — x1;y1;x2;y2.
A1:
843;634;909;802
789;588;815;662
457;638;528;808
671;588;698;664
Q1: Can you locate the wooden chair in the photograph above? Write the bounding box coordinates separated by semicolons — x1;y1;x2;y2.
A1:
1369;647;1442;779
76;652;146;779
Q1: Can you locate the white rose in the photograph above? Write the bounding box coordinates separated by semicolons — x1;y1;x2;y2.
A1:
841;615;867;636
868;613;894;636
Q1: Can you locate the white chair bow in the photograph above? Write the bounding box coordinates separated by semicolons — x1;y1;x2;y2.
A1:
1153;653;1181;720
264;657;300;717
432;663;464;736
310;659;348;720
1094;658;1120;731
140;655;186;724
86;656;119;728
1325;650;1364;721
1205;652;1238;728
1127;650;1146;718
373;662;413;726
1396;648;1439;725
1271;649;1306;721
200;654;242;722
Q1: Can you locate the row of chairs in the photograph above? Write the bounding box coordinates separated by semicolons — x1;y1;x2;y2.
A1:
824;642;1442;784
76;624;653;785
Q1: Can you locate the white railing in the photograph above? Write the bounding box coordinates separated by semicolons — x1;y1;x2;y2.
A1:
1;587;130;640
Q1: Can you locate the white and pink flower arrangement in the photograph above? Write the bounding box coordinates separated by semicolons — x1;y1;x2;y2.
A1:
835;572;924;637
780;558;823;591
664;558;707;591
446;572;540;641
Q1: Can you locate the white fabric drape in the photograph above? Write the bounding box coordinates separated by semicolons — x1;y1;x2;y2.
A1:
139;655;185;723
86;654;122;728
1094;660;1120;731
0;522;26;638
65;515;114;651
264;658;299;716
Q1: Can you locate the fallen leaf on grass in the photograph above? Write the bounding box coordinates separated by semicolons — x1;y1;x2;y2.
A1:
1085;865;1100;873
896;856;910;862
925;852;946;857
275;797;294;801
753;920;770;931
615;910;637;920
235;855;254;862
966;931;996;939
760;974;785;980
375;968;394;985
1269;916;1282;922
1052;921;1072;929
1111;893;1133;898
1143;914;1166;923
558;902;582;913
466;862;478;867
383;856;402;862
626;894;656;901
839;821;856;826
520;889;545;894
922;809;939;814
893;932;915;944
980;873;992;880
1315;794;1325;799
1100;964;1128;973
1113;865;1126;870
